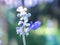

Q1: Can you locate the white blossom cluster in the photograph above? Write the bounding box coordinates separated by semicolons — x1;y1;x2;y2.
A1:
16;6;31;36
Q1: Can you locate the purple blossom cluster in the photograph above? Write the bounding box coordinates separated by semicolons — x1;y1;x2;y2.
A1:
16;6;41;36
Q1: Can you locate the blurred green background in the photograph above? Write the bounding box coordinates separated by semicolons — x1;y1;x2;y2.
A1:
0;0;60;45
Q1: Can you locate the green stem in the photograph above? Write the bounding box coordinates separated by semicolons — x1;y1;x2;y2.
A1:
22;33;26;45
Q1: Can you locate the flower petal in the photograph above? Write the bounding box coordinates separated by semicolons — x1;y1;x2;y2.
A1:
30;20;41;30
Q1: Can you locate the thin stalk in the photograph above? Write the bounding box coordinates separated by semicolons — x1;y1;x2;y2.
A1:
22;24;26;45
22;33;26;45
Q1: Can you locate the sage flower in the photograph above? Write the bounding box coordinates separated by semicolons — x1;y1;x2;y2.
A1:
16;6;41;36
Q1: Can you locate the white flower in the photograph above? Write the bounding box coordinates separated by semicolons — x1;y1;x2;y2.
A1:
24;8;27;11
25;23;30;26
16;6;32;36
16;30;20;34
16;6;27;12
20;12;27;16
16;27;23;34
20;17;24;20
24;28;29;33
20;17;28;22
24;17;28;22
23;13;31;17
17;6;24;12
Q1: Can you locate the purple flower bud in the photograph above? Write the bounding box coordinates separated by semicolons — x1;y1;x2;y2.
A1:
18;21;23;26
34;20;41;27
31;24;37;30
30;20;41;30
16;27;20;30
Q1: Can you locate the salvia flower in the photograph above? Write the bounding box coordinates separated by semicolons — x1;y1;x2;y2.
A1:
29;20;41;30
16;6;41;36
18;21;23;26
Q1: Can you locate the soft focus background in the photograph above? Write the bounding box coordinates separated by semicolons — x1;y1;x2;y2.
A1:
0;0;60;45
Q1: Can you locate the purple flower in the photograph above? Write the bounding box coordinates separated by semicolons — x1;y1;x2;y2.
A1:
18;21;23;26
30;20;41;30
30;21;33;27
16;27;20;30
